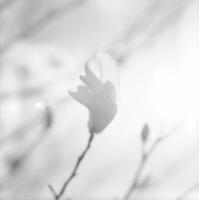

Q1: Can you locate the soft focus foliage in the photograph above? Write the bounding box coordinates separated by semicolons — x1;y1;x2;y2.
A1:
0;0;199;199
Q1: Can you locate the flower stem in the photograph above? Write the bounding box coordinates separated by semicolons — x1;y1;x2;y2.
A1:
123;122;183;200
124;138;161;200
176;182;199;200
123;152;147;200
49;133;95;200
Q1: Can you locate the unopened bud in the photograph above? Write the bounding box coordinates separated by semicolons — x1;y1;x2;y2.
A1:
141;123;149;142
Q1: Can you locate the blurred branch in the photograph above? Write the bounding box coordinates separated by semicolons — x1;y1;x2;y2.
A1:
0;97;69;146
0;0;23;12
0;86;43;102
123;122;183;200
0;66;77;102
0;114;41;146
7;119;50;174
0;98;73;198
0;102;54;189
108;0;194;64
0;0;87;54
49;133;95;200
176;183;199;200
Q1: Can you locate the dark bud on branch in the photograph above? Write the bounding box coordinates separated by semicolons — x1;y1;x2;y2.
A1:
141;123;149;143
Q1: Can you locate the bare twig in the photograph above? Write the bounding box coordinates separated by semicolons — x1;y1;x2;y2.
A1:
123;122;183;200
176;183;199;200
49;133;95;200
123;148;147;200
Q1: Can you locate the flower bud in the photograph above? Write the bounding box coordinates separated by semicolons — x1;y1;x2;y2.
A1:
69;53;118;134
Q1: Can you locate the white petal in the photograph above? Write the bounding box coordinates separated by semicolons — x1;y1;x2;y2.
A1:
80;65;103;91
96;51;120;90
68;86;91;107
87;82;117;133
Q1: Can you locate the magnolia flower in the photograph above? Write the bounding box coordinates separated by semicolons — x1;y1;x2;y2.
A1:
69;56;117;134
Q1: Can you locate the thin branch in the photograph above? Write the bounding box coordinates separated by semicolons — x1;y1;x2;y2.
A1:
49;185;58;200
176;183;199;200
123;148;147;200
49;133;95;200
123;122;183;200
147;121;184;157
0;98;70;192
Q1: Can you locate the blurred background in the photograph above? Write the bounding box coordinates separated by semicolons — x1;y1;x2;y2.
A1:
1;0;199;199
